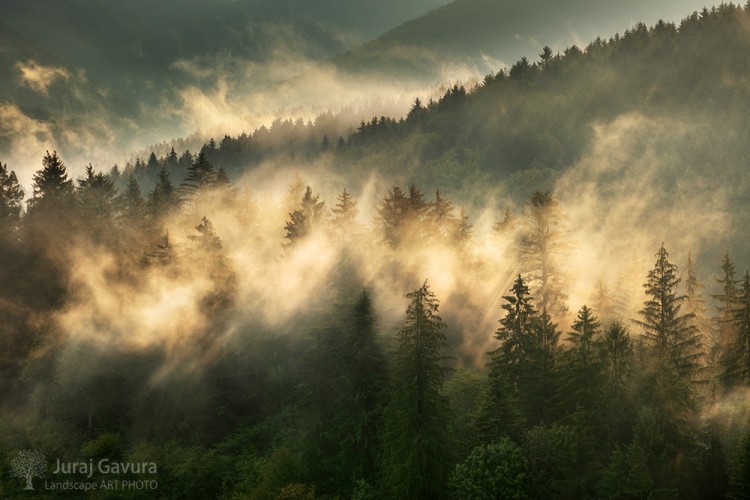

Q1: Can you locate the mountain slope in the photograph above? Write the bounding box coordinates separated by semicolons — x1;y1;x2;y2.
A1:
330;0;711;80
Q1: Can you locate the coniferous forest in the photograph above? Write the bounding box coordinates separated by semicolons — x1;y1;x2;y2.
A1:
4;2;750;499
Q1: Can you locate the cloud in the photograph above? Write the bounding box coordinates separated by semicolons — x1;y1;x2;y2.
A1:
15;60;70;95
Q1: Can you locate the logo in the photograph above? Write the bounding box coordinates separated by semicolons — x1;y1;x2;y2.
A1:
10;449;47;491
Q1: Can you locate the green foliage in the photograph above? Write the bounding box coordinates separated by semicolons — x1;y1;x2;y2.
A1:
723;272;750;387
449;439;529;500
0;161;23;228
731;432;750;499
524;423;598;499
285;186;325;244
564;305;602;409
380;280;451;499
520;191;568;317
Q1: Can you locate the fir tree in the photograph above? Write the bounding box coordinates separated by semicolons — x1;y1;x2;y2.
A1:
284;186;325;244
522;308;562;425
28;150;74;214
120;174;144;220
723;272;750;387
428;189;456;241
565;305;602;409
330;188;358;238
150;166;174;215
380;280;451;499
635;245;702;380
714;254;738;340
520;191;568;319
0;161;24;231
480;275;536;440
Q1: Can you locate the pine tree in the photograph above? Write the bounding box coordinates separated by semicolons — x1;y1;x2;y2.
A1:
520;191;568;319
685;251;713;348
454;205;472;244
380;280;451;499
723;272;750;387
337;290;387;487
565;305;602;409
78;165;117;219
0;162;24;232
330;188;358;238
601;321;632;386
284;186;325;244
522;308;562;425
146;151;160;171
120;174;144;220
428;189;456;241
28;150;74;214
714;253;738;348
635;245;702;380
150;166;174;215
480;275;536;440
77;165;117;242
178;151;215;211
635;245;703;445
377;184;429;246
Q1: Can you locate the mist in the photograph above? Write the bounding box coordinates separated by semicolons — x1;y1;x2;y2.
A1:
2;1;750;498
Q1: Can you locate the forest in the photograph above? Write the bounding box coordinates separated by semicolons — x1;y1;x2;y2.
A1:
2;3;750;500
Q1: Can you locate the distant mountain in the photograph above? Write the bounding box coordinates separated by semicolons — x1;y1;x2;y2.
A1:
0;0;451;176
329;0;711;81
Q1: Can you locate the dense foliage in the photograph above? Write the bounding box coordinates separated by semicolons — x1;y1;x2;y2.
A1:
2;4;750;499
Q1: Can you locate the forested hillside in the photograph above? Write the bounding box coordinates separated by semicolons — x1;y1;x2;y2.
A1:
2;3;750;499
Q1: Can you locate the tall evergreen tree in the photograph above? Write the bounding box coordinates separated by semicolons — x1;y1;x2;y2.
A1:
565;305;602;409
120;174;144;221
520;191;568;319
77;165;118;242
377;184;429;246
480;275;536;439
635;245;702;381
601;321;632;387
491;275;537;386
28;150;75;214
150;166;175;215
336;290;387;488
635;245;703;450
722;271;750;387
522;308;562;425
380;281;451;499
428;189;456;241
284;186;325;244
714;253;738;381
0;162;24;233
330;188;358;238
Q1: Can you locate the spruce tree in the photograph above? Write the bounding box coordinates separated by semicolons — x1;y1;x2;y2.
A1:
284;186;325;244
723;271;750;387
428;189;456;241
635;245;702;380
635;245;703;449
0;162;24;232
380;280;451;499
521;308;562;425
520;191;568;319
28;150;75;214
337;290;387;488
150;166;175;215
714;253;738;349
330;188;358;239
565;305;602;409
480;275;536;440
120;174;144;220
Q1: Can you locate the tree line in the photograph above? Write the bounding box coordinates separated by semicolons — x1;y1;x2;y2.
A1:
1;150;750;497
